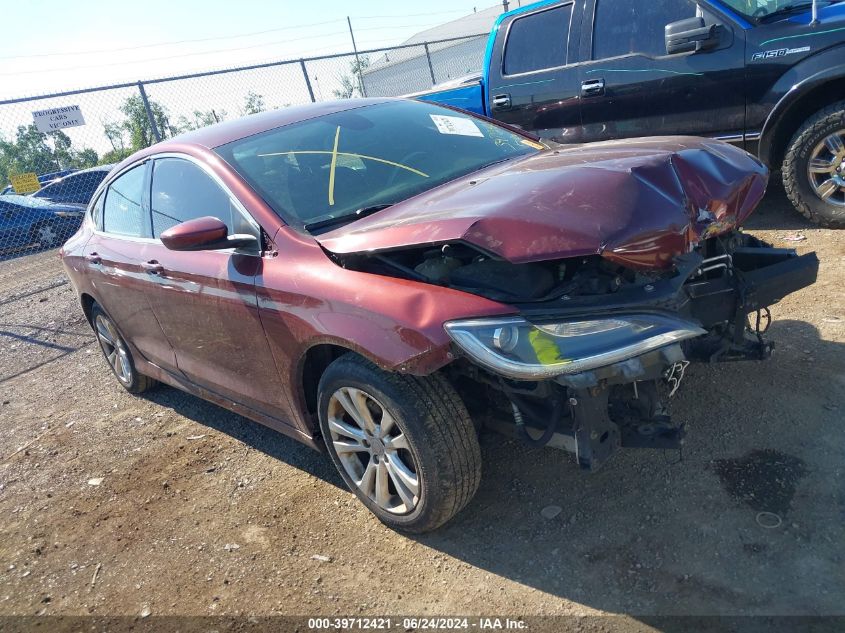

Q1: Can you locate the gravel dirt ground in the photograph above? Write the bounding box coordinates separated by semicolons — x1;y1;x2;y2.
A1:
0;184;843;629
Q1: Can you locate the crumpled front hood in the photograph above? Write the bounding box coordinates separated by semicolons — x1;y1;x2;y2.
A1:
316;136;768;270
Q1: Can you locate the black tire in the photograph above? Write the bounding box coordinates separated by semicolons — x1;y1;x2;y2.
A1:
90;303;156;394
782;100;845;227
317;354;481;533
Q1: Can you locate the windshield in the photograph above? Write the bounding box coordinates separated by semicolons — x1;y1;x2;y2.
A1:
215;100;541;232
720;0;837;21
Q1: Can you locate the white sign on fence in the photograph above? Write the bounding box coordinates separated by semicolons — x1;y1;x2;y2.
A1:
32;105;86;133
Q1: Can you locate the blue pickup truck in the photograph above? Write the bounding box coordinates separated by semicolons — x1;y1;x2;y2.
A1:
418;0;845;226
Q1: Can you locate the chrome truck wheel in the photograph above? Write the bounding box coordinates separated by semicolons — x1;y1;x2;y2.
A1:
783;100;845;227
807;129;845;207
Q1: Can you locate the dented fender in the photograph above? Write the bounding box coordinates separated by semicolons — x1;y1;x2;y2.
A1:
257;227;514;430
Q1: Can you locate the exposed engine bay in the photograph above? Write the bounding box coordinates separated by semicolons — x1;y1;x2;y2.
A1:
333;230;819;471
337;240;669;303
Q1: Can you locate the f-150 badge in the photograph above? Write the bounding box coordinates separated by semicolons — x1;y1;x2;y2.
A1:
752;45;810;61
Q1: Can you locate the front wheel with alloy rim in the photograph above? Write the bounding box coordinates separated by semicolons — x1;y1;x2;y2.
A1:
91;303;156;394
317;354;481;533
783;100;845;227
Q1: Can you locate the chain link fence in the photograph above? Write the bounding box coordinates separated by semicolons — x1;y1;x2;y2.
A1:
0;34;486;259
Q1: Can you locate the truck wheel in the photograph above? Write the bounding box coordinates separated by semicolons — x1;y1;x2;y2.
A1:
317;354;481;533
783;100;845;227
91;303;156;394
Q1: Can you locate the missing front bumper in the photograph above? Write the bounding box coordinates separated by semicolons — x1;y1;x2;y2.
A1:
480;244;819;472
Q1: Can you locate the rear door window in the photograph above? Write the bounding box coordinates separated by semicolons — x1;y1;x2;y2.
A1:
503;4;573;75
150;158;254;238
103;165;148;238
592;0;699;59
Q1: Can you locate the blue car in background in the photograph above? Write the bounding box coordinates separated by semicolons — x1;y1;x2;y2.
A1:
1;169;77;196
31;165;112;205
0;194;85;252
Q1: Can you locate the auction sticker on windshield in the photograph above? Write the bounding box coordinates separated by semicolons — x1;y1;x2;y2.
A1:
429;114;483;137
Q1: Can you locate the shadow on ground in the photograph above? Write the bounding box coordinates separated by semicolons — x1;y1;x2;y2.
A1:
139;319;845;617
744;180;818;232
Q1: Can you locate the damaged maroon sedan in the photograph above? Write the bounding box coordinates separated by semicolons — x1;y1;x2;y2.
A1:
61;99;818;532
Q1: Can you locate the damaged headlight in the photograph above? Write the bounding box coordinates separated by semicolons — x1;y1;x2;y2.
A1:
444;314;705;380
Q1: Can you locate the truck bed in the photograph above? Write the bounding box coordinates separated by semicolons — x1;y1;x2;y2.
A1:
411;77;485;115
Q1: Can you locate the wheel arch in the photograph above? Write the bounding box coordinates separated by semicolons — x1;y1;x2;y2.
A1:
80;292;97;328
760;64;845;168
294;335;455;433
298;342;352;424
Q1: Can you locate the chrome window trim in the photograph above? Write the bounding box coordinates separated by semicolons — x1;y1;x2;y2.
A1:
92;152;261;251
147;152;262;240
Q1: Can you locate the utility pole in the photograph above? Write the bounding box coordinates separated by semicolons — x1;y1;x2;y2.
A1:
347;16;368;98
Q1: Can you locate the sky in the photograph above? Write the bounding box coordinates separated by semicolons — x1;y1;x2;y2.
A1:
0;0;501;99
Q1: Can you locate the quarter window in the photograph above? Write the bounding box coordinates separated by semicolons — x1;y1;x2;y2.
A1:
150;158;249;238
103;165;147;238
90;192;104;230
593;0;699;60
504;4;572;75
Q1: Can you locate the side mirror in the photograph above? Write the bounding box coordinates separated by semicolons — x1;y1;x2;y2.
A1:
665;17;719;55
160;216;258;251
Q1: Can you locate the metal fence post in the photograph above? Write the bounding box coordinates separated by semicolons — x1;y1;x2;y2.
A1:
300;59;316;102
424;43;437;86
347;17;368;98
137;81;161;143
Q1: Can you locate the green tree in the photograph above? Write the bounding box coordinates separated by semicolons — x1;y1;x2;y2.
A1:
333;56;370;99
97;95;175;165
0;125;57;182
99;148;134;165
51;130;99;170
0;124;99;184
242;92;266;116
75;148;99;168
176;109;226;132
118;95;175;150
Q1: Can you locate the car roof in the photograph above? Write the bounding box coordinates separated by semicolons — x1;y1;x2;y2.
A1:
0;193;80;209
65;164;114;174
45;164;114;182
156;98;393;150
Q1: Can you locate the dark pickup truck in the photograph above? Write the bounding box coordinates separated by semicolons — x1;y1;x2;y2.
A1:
418;0;845;227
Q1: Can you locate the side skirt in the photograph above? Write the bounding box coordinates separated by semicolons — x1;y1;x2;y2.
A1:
136;358;323;452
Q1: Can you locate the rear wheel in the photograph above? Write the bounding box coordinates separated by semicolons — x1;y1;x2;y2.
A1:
91;304;156;394
782;100;845;227
317;354;481;533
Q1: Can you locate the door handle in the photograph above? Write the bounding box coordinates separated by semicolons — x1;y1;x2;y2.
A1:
581;78;605;97
491;93;512;110
141;260;164;275
85;253;102;265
